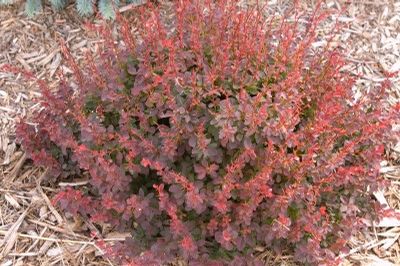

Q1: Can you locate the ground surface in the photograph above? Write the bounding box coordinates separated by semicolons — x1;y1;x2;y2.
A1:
0;1;400;265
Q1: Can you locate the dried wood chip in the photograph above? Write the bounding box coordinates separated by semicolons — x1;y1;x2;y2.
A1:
1;142;15;165
374;190;390;208
1;260;13;266
71;40;87;50
389;60;400;72
15;54;31;69
35;170;64;225
49;53;61;78
4;193;21;209
381;234;400;250
364;216;400;228
38;48;60;66
46;247;63;257
38;235;55;255
104;232;131;241
25;53;47;64
20;51;40;59
7;153;26;182
0;208;30;259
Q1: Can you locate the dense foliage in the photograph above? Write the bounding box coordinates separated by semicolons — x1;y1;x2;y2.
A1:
15;0;399;265
0;0;144;19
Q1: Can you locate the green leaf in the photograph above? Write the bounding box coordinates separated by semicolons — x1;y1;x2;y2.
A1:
83;94;101;116
103;110;121;129
287;203;300;221
264;217;274;225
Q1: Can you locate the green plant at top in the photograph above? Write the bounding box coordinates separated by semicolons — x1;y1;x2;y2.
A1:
1;0;146;19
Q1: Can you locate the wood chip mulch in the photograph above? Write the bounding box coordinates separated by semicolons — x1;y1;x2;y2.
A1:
0;4;121;266
0;1;400;265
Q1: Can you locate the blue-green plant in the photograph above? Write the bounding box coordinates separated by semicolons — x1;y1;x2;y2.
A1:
0;0;125;19
76;0;94;17
49;0;67;10
98;0;119;20
25;0;43;17
0;0;14;5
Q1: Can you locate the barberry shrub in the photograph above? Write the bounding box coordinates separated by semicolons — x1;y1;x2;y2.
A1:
15;0;399;265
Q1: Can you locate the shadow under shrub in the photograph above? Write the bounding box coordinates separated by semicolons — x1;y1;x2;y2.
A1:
16;0;400;265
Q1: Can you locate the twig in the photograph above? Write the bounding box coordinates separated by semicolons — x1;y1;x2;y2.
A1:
27;219;86;239
58;180;89;187
0;230;128;244
7;153;26;182
0;207;31;260
0;231;95;245
35;170;64;225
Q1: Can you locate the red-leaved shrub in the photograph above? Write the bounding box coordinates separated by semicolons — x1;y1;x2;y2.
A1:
15;0;399;265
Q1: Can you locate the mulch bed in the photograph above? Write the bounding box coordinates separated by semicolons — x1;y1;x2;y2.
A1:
0;1;399;265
